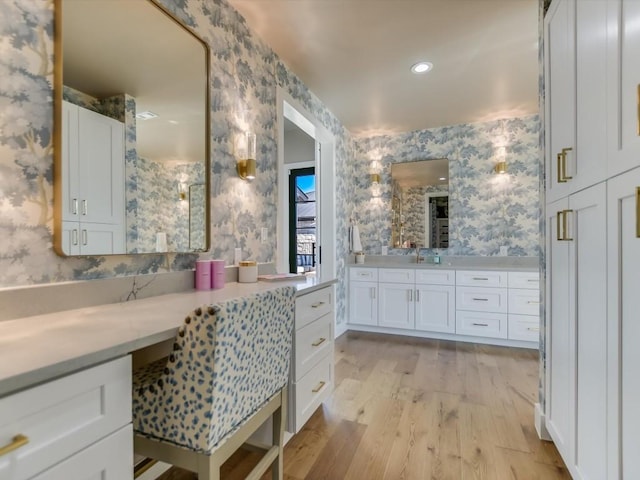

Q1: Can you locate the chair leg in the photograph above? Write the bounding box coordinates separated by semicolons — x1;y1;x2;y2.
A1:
272;387;287;480
197;453;220;480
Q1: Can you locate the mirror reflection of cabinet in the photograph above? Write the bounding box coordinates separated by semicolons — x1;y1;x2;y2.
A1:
54;0;210;256
61;101;125;255
390;159;449;249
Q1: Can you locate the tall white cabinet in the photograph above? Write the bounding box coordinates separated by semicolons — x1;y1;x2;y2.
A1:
61;101;125;255
544;1;640;478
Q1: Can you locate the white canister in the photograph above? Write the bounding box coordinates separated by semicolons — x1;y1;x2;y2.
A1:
238;260;258;283
355;252;365;264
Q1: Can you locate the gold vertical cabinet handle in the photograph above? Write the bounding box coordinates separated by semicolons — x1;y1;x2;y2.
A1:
72;198;78;215
311;381;326;393
312;337;326;347
82;229;88;245
557;210;574;241
561;148;573;180
82;199;88;215
72;229;78;246
0;434;29;457
562;209;574;241
557;153;567;183
636;187;640;238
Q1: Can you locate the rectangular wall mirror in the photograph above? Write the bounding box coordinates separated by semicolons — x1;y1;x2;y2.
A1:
390;158;449;249
53;0;210;256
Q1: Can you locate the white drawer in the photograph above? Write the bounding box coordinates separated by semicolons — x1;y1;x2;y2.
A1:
456;311;508;339
293;355;332;432
508;289;540;315
456;270;508;288
296;286;333;329
32;425;133;480
378;268;415;284
294;313;333;381
415;269;455;285
0;356;132;480
508;271;540;289
456;286;507;313
508;314;540;343
350;267;378;282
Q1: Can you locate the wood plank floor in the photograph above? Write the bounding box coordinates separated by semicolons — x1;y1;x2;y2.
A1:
156;332;570;479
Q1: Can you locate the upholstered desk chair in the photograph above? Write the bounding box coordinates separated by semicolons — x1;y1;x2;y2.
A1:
132;287;296;480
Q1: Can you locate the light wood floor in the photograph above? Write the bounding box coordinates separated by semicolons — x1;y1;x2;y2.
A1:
157;332;570;479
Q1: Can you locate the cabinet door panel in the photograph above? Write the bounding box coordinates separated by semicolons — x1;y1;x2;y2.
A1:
570;184;607;480
349;281;378;326
378;283;414;329
415;285;455;333
607;168;640;479
61;102;80;222
78;107;124;225
545;197;572;462
607;0;640;177
545;0;575;203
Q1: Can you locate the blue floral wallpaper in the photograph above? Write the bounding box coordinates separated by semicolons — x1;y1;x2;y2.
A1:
354;115;541;257
0;0;542;345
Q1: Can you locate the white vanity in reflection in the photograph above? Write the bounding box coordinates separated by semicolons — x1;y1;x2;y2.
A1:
348;260;540;349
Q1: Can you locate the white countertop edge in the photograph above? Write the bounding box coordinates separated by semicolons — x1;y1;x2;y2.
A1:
0;277;336;397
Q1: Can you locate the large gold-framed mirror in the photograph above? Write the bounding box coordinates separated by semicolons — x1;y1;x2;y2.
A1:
53;0;210;256
390;159;449;249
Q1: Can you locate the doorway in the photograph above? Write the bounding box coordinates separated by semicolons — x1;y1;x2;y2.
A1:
288;167;316;274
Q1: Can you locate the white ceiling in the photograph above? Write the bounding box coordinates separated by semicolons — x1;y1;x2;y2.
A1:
227;0;540;137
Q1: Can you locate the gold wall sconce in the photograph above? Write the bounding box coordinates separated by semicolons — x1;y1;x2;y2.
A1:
494;161;507;174
177;183;187;201
236;132;257;180
370;173;380;184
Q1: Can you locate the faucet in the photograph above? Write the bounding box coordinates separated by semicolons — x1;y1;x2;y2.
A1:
415;247;424;264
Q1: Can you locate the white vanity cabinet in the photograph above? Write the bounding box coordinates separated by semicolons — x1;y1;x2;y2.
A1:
455;270;508;339
61;101;125;255
0;356;133;480
414;269;455;334
348;268;378;326
290;286;334;433
378;269;415;329
348;265;539;348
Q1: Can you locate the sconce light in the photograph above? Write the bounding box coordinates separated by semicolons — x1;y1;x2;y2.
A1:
177;183;187;201
370;173;380;184
494;161;507;174
236;132;257;180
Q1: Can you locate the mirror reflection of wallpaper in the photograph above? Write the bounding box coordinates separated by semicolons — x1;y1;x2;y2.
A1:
189;184;206;250
402;185;448;247
130;158;205;252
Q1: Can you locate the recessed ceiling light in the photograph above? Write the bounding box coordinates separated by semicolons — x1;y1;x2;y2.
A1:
411;61;433;74
136;111;158;120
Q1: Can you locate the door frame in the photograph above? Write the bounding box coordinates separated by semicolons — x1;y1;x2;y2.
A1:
276;87;336;280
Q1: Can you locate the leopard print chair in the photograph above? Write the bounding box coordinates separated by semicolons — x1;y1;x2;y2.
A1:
132;286;296;480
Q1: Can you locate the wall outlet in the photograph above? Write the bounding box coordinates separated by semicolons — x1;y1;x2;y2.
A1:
234;247;242;265
261;227;268;244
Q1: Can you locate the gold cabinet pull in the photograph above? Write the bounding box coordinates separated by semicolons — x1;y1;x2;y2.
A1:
312;337;326;347
0;434;29;457
472;297;489;302
311;301;325;308
557;210;574;241
557;153;566;183
561;148;573;180
72;198;78;215
636;187;640;238
472;323;489;327
312;381;326;393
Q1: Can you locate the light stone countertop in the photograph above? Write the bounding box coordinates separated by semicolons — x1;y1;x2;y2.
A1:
0;276;335;397
349;255;539;272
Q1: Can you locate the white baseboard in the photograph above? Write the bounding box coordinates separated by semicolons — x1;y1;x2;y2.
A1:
534;403;552;441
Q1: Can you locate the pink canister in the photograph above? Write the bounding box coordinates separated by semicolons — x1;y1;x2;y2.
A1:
211;259;225;289
195;260;212;290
